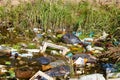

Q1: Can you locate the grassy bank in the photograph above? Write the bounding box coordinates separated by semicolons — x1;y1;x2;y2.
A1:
0;0;120;43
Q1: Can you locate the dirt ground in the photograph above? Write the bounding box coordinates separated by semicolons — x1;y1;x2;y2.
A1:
0;0;35;6
0;0;120;6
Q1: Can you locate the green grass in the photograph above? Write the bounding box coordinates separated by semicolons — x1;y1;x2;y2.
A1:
0;0;120;44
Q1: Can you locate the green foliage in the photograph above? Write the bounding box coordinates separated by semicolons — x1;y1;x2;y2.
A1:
115;62;120;72
12;44;21;49
27;43;37;49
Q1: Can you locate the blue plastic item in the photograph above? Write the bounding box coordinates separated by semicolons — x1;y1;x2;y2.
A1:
89;32;94;38
73;32;82;37
83;41;92;45
66;52;73;58
72;32;76;35
101;63;113;69
36;34;42;38
101;63;117;73
113;41;120;46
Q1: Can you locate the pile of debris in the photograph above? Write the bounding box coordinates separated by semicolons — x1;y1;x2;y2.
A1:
0;29;120;80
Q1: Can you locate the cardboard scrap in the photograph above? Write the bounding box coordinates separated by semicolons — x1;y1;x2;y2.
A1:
30;70;54;80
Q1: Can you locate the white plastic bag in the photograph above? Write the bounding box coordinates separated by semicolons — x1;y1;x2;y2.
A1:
79;74;105;80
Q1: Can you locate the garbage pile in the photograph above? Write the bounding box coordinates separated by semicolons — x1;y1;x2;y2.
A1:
0;30;120;80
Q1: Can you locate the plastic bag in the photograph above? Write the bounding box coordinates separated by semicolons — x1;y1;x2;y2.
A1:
72;54;96;63
61;33;82;44
46;65;70;77
36;57;51;65
79;74;105;80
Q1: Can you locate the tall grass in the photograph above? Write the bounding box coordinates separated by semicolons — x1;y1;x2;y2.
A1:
0;0;120;43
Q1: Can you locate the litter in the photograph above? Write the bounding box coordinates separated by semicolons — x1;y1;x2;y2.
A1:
36;57;51;65
0;65;7;74
74;57;85;65
73;32;82;37
50;50;59;55
97;31;109;41
30;70;54;80
40;42;70;55
83;38;94;42
79;73;105;80
72;53;97;63
0;65;6;68
22;49;40;53
107;72;120;79
1;1;120;80
89;32;94;38
66;52;73;58
93;46;104;51
10;51;19;58
41;64;52;71
86;45;104;51
61;33;82;44
50;60;65;68
46;65;70;77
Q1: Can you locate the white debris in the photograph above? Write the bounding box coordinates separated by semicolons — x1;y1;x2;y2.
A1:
99;31;109;40
86;45;104;52
79;73;105;80
0;65;6;68
40;42;70;55
93;50;102;53
50;50;59;55
33;28;39;33
1;68;7;73
83;38;94;42
107;72;120;79
30;70;54;80
19;52;33;58
10;51;19;58
0;65;7;73
86;45;95;51
108;78;120;80
24;49;40;53
74;57;85;65
93;47;104;51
